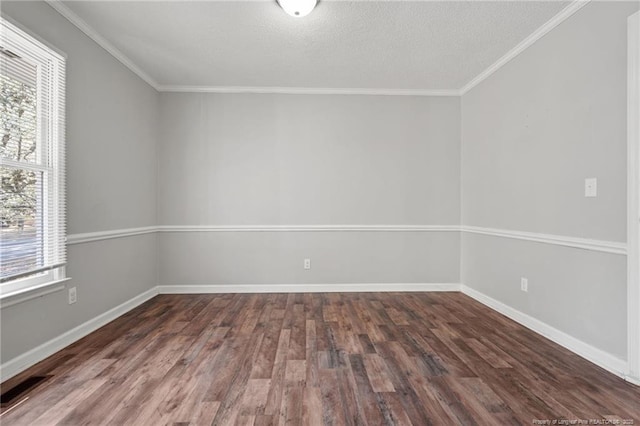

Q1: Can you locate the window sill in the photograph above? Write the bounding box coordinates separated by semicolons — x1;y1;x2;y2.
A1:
0;278;71;308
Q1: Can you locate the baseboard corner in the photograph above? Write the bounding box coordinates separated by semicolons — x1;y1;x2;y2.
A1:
625;374;640;387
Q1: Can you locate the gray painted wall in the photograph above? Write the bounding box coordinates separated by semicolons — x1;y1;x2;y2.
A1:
159;232;459;286
1;2;159;362
158;94;461;285
461;1;639;360
1;0;634;375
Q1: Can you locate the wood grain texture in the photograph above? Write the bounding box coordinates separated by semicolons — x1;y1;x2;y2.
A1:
1;292;639;425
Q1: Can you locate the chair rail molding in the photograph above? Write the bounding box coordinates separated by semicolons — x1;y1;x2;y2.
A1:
66;226;157;245
461;225;626;255
66;225;626;256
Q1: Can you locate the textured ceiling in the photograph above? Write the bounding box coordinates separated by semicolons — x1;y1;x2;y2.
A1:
59;1;570;91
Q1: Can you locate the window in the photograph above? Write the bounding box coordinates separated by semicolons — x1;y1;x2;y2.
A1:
0;18;66;297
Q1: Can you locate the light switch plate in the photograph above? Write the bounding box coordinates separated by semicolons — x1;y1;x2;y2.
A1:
585;178;597;197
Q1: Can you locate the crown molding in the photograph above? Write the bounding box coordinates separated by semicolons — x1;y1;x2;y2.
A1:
459;0;591;95
46;0;589;96
157;85;461;96
45;0;159;90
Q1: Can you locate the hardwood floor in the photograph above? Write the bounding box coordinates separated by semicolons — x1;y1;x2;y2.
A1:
1;292;639;425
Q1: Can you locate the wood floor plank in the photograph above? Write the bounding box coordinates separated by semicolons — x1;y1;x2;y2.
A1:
30;378;108;425
362;353;395;393
348;354;386;425
442;376;518;424
2;292;639;426
318;368;348;426
381;392;414;426
302;386;323;426
288;304;307;360
305;319;319;388
240;379;272;415
191;401;221;426
263;329;291;417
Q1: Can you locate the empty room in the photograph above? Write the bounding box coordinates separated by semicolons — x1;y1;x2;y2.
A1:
1;0;640;424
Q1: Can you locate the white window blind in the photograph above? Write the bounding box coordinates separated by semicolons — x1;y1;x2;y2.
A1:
0;18;66;296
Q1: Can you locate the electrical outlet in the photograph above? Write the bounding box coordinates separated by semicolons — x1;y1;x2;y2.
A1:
585;178;597;197
68;286;77;304
304;258;311;270
521;278;528;292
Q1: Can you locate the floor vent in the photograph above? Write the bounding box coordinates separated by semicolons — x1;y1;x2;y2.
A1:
0;376;51;407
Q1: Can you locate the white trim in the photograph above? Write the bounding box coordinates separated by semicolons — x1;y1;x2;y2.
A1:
0;286;159;383
0;278;69;308
158;283;461;294
460;285;629;380
626;375;640;387
156;224;459;233
627;10;640;386
64;225;625;255
157;85;460;96
44;0;159;90
0;14;67;60
0;17;68;297
462;225;626;255
459;0;590;95
66;226;157;245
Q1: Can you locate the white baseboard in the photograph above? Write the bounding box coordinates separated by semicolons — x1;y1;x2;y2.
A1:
0;286;159;383
158;283;461;294
625;374;640;386
460;285;629;380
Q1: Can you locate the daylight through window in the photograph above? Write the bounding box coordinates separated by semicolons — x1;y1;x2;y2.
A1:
0;18;66;296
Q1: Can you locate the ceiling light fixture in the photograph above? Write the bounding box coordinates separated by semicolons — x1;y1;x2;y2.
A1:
277;0;317;18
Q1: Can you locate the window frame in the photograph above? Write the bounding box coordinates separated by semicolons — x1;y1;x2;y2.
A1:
0;17;67;301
